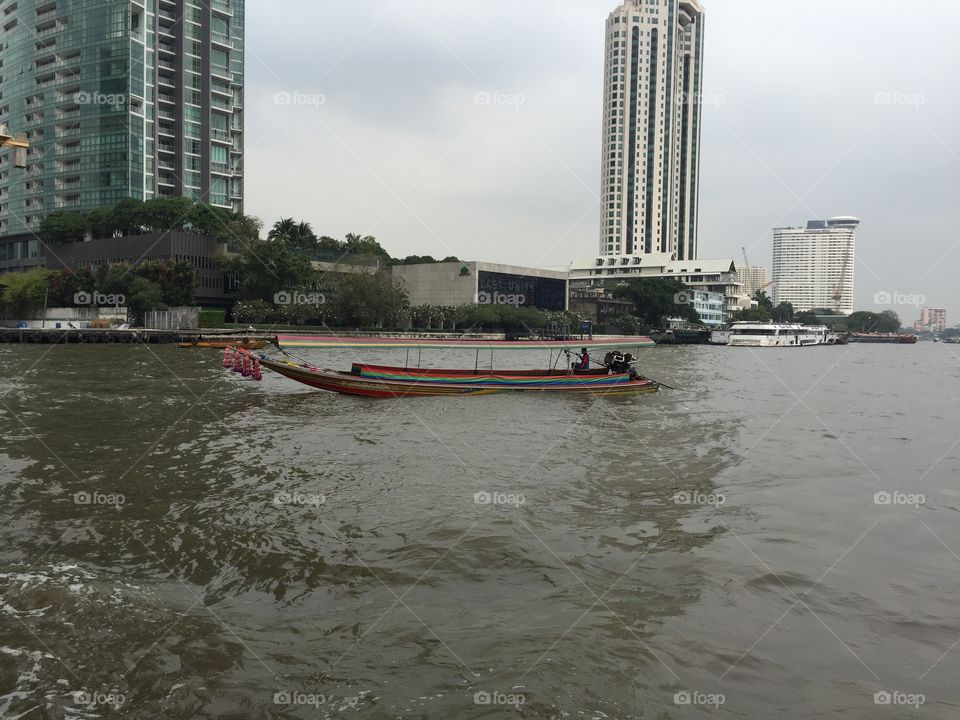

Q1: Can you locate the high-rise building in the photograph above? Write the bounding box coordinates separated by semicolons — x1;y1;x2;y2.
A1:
0;0;244;245
736;265;770;297
772;217;859;314
914;307;947;333
599;0;705;260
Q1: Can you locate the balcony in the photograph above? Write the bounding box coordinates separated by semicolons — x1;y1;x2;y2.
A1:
211;0;233;16
211;162;230;174
211;32;231;48
157;159;176;170
158;142;176;154
210;98;232;112
157;92;175;104
210;129;231;143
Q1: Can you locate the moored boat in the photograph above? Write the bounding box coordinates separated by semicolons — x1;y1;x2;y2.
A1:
727;322;842;347
848;332;918;344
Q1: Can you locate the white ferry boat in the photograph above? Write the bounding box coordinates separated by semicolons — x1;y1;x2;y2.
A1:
727;322;841;347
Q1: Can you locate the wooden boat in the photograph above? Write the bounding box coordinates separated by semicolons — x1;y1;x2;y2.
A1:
848;332;917;344
179;339;268;350
227;349;659;398
274;334;656;349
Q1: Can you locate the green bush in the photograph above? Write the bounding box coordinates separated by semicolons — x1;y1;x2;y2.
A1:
198;309;227;328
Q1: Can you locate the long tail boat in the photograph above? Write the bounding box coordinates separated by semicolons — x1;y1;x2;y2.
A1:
179;338;268;350
848;332;918;344
224;347;660;398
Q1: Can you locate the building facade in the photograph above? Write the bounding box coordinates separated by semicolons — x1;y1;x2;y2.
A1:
914;307;947;333
568;253;745;315
736;265;769;298
44;230;232;306
391;262;568;311
682;289;725;326
772;217;859;314
0;0;244;239
600;0;704;261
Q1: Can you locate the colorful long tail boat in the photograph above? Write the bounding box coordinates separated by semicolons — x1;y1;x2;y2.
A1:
180;338;268;350
225;348;659;398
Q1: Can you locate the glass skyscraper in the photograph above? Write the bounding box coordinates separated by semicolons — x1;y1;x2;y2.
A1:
0;0;244;244
599;0;704;260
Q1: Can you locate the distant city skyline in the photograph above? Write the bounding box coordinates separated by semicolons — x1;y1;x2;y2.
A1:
598;0;704;260
241;0;959;318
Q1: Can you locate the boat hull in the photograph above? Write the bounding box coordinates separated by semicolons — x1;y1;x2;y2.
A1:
180;340;268;350
260;358;658;398
849;333;918;344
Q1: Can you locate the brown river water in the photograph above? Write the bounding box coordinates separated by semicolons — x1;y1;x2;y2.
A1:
1;342;959;719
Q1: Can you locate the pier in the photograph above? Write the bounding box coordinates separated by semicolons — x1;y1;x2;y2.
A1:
0;328;184;344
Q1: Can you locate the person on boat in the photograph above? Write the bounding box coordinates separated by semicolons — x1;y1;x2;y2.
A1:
576;348;590;370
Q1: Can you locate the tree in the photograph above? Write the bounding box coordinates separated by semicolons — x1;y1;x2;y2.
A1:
86;207;114;239
772;301;794;323
331;272;408;329
140;197;196;233
126;277;165;323
99;263;134;300
47;267;96;307
109;198;147;236
186;203;234;237
732;306;772;322
611;278;700;327
753;290;774;312
845;310;900;333
39;211;88;244
0;269;52;318
220;232;317;303
343;233;390;263
268;218;318;254
133;260;196;306
607;313;646;334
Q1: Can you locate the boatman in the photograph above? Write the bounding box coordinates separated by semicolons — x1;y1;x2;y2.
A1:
576;348;590;370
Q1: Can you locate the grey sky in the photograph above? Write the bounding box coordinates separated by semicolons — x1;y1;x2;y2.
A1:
244;0;960;320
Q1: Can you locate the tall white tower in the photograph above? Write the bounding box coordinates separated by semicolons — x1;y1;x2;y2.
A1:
599;0;705;260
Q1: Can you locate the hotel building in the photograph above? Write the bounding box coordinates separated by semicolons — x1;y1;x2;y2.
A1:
599;0;705;260
772;217;859;314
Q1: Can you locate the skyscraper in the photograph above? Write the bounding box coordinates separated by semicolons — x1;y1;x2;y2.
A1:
772;217;859;314
736;265;770;297
0;0;244;243
599;0;704;260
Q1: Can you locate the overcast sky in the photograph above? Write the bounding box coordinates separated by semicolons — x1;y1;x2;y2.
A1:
243;0;960;319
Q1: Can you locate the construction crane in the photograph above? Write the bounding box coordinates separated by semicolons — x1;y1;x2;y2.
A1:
741;246;753;296
0;123;29;168
832;236;853;311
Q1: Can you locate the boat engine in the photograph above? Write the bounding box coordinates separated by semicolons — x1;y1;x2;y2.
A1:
603;350;635;375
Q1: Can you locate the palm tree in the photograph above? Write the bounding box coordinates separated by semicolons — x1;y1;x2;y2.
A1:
753;289;774;312
268;218;317;253
268;217;296;241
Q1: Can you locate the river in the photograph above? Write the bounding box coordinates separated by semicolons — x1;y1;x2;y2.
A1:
0;342;958;718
